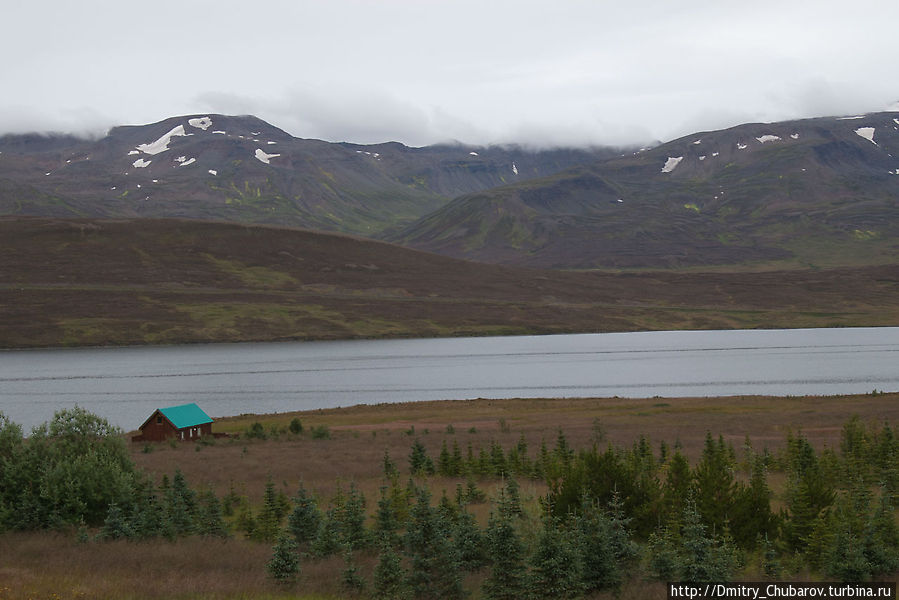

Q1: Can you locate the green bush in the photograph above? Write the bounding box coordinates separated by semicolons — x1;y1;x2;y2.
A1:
310;425;331;440
245;421;267;440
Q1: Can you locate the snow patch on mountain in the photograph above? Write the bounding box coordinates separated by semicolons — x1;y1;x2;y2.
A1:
132;158;152;168
208;169;217;176
737;143;748;150
790;133;800;139
512;162;518;175
213;131;227;135
469;151;479;156
838;115;866;120
136;125;187;155
189;117;212;130
756;135;781;144
255;149;280;164
661;156;683;173
855;127;877;145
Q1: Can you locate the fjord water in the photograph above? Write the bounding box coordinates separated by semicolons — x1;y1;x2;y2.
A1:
2;327;898;432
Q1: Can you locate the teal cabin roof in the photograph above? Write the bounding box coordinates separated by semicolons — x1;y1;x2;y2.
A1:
158;403;213;429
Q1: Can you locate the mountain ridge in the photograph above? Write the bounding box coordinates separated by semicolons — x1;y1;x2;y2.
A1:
393;111;899;269
0;114;623;237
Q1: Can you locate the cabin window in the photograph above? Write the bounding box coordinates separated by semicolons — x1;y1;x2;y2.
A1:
156;416;162;425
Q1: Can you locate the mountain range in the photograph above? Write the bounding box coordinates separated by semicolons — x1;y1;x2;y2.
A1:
394;111;899;269
2;110;898;270
0;115;618;237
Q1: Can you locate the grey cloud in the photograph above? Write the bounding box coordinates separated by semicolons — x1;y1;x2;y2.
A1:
3;1;899;148
0;105;115;139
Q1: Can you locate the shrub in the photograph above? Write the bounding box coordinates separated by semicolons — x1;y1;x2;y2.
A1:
311;425;331;440
245;422;267;440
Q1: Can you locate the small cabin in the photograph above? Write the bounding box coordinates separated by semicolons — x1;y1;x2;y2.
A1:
133;403;213;443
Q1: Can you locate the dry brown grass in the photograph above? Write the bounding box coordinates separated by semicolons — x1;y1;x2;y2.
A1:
0;532;340;600
4;393;899;599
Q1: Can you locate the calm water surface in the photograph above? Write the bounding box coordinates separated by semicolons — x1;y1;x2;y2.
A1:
2;327;898;432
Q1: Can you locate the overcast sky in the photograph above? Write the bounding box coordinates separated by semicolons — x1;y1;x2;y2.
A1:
3;0;898;147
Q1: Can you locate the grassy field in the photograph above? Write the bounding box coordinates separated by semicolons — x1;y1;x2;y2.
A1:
2;393;898;599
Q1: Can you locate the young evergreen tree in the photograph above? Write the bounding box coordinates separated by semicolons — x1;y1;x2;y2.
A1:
462;476;486;504
310;509;343;558
437;440;453;476
454;507;486;571
196;489;229;538
783;440;835;553
409;439;435;476
383;448;398;477
254;479;282;543
373;542;409;600
374;485;401;547
235;497;257;540
482;491;528;600
693;433;736;533
450;440;464;476
404;487;463;600
761;534;782;579
287;482;322;546
504;478;522;516
130;479;169;540
336;483;369;550
575;496;620;593
606;489;639;566
267;531;300;583
661;450;692;526
98;502;133;540
730;456;776;548
341;546;367;593
646;524;684;581
553;429;574;474
165;469;197;536
679;498;740;582
528;514;583;600
874;424;899;503
490;441;508;476
437;491;458;533
387;474;413;526
865;488;899;575
824;510;871;583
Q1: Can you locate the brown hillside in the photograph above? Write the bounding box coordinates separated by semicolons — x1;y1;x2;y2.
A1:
2;216;899;348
